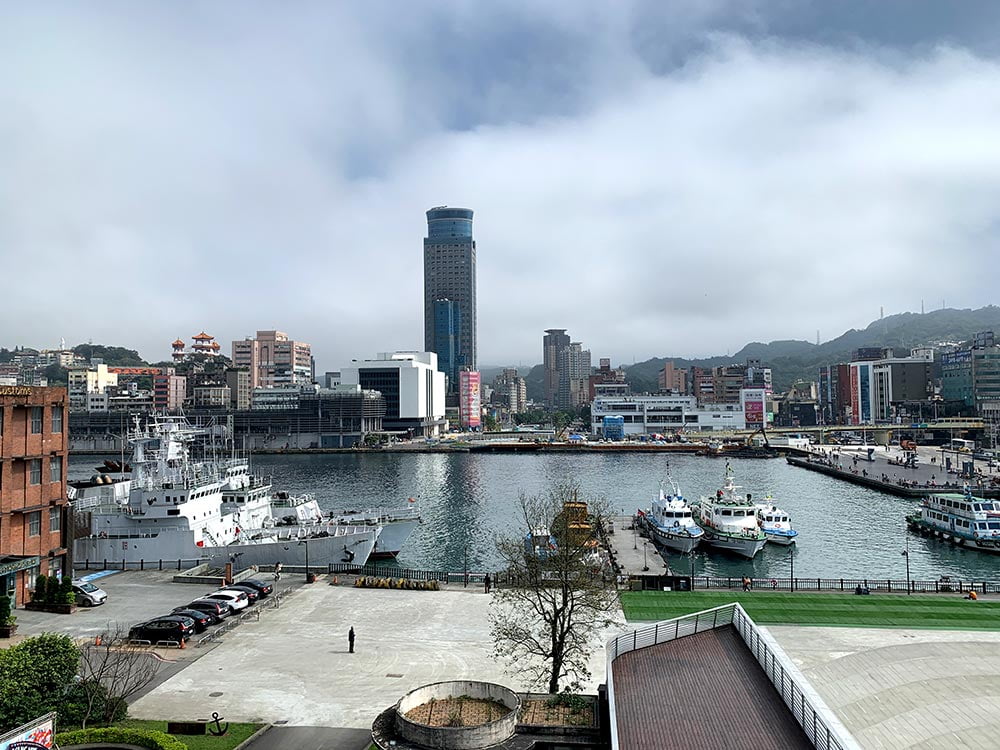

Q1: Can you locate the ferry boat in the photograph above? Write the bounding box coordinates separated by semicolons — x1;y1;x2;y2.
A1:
691;465;767;559
70;416;380;568
754;498;798;545
638;478;703;554
906;488;1000;554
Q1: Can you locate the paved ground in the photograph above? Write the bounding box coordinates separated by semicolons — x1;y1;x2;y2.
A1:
248;726;371;750
768;625;1000;749
130;576;624;730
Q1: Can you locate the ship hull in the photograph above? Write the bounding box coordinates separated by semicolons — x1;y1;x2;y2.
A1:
647;524;702;554
702;531;767;559
763;530;797;546
370;519;420;559
907;516;1000;555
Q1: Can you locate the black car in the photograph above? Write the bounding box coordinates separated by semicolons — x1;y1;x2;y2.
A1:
170;608;215;631
186;599;234;619
220;585;260;604
238;578;273;597
129;617;193;644
156;613;204;633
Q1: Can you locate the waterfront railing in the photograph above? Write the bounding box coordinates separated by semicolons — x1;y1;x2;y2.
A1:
605;603;859;750
687;575;1000;594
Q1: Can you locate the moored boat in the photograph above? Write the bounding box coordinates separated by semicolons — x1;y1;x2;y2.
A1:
638;478;703;554
691;464;767;559
754;497;798;545
906;487;1000;554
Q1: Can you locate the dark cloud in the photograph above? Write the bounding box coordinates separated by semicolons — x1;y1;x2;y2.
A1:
0;2;997;373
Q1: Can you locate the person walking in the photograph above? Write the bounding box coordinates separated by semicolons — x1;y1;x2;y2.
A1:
273;562;282;582
484;573;492;594
348;626;355;653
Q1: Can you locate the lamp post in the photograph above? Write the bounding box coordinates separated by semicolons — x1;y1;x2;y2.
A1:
689;549;696;586
642;541;649;572
298;539;311;583
902;533;911;595
789;545;795;592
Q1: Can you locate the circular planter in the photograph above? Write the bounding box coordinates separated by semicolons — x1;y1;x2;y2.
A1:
394;681;519;749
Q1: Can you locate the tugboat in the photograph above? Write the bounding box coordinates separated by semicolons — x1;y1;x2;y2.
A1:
691;464;767;559
754;497;798;545
906;486;1000;554
638;476;703;554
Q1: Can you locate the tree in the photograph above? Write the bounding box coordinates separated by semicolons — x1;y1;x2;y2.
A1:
489;483;619;694
75;625;161;728
483;414;499;432
0;634;80;732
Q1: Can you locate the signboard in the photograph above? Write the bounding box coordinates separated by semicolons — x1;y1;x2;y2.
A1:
741;388;766;427
458;371;481;429
0;386;33;397
0;713;55;750
850;366;860;425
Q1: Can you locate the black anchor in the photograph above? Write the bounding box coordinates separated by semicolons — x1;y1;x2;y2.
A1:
208;712;229;736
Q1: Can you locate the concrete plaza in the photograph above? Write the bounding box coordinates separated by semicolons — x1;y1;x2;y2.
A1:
130;578;625;730
768;625;1000;749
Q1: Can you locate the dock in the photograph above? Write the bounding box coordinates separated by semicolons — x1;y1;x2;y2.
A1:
606;514;672;582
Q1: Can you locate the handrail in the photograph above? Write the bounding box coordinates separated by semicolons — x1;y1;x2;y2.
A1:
605;603;860;750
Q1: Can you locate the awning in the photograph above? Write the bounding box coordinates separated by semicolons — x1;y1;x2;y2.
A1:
0;556;41;576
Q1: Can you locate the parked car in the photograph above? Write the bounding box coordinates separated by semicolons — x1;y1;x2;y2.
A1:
170;608;215;631
186;599;234;619
72;581;108;607
155;613;204;633
129;617;193;644
203;590;249;611
220;585;260;604
237;579;273;597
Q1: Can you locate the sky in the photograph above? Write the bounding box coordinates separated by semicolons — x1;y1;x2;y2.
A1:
2;1;1000;374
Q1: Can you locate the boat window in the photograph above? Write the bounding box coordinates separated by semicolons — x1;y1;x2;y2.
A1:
765;516;773;522
721;510;732;517
990;523;1000;530
734;510;745;517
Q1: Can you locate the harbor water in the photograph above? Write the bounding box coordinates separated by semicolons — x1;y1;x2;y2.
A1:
72;452;1000;581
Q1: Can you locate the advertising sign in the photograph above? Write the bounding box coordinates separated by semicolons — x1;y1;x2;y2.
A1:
850;366;860;425
0;713;55;750
459;371;481;429
741;388;765;426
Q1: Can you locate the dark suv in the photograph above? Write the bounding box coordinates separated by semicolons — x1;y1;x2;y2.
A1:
129;617;193;644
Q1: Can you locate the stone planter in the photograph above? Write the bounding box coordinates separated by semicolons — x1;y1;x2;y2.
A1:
0;623;17;638
25;601;78;615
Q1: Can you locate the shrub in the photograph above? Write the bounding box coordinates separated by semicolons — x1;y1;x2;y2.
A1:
0;633;80;732
59;681;128;728
55;727;187;750
0;594;13;626
59;576;75;605
32;575;47;603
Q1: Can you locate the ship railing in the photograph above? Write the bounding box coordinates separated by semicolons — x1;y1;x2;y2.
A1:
75;558;207;571
605;603;859;750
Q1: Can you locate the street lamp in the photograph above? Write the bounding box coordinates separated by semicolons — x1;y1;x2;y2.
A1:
298;539;311;583
642;541;649;572
689;549;696;584
789;546;795;591
902;533;911;595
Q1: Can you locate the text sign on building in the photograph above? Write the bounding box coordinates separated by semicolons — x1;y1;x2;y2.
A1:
459;371;481;429
741;388;766;426
0;713;56;750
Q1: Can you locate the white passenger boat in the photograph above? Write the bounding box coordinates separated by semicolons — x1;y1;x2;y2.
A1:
639;478;703;554
754;498;798;545
691;465;767;559
71;416;379;568
906;488;1000;554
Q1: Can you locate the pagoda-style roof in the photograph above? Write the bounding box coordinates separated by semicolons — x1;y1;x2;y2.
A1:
171;339;185;347
192;332;214;340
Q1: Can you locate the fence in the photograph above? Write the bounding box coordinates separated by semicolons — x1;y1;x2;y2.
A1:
689;576;1000;594
76;558;206;572
605;603;859;750
327;562;496;587
196;584;296;647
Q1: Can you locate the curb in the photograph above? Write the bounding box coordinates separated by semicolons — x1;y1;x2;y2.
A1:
233;723;272;750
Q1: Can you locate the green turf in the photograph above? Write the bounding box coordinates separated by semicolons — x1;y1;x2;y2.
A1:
619;591;1000;630
121;719;263;750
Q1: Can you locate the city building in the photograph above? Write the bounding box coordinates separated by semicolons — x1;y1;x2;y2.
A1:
847;360;876;425
558;342;591;409
153;370;187;413
491;369;527;415
0;386;69;607
232;330;313;389
589;358;626;402
872;349;934;422
818;364;852;425
591;393;746;436
424;207;477;391
941;331;1000;419
774;381;820;427
67;363;118;412
323;371;342;389
690;361;772;405
542;329;570;406
657;361;688;394
458;371;482;429
192;383;231;409
340;352;447;437
740;388;768;429
225;369;251;411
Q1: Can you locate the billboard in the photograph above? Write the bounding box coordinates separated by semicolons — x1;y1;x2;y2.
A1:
741;388;766;427
0;713;55;750
459;371;481;429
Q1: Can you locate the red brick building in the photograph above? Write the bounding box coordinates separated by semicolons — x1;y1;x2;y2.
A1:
0;385;69;607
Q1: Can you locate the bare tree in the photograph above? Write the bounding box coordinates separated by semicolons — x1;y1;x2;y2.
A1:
77;625;162;727
490;482;619;694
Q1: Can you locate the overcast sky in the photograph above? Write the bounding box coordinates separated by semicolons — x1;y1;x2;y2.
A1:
3;1;999;373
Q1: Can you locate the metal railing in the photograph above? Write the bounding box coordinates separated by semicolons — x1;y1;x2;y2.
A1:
690;575;1000;594
606;603;859;750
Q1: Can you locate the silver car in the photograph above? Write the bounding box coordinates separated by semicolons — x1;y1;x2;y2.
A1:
72;581;108;606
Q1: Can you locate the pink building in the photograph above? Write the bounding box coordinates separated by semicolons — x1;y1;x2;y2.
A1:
232;330;313;388
459;370;482;429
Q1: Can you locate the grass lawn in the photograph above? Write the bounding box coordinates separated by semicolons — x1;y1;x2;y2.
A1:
121;719;263;750
620;591;1000;630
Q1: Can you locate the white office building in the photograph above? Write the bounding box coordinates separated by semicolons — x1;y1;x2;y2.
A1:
591;394;746;436
340;352;447;437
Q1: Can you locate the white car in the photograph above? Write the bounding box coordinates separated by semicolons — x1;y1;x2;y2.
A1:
203;590;248;611
72;580;108;607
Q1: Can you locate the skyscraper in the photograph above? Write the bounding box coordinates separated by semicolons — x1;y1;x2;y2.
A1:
424;207;476;392
432;299;460;390
543;329;570;406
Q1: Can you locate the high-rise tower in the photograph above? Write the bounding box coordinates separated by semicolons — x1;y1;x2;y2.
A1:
424;206;476;391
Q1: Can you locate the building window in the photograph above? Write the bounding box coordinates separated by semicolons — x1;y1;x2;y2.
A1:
28;511;41;536
50;506;61;532
31;406;43;434
29;459;42;485
51;405;63;433
50;455;63;483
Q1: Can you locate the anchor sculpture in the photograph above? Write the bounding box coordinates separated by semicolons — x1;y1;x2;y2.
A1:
208;712;229;737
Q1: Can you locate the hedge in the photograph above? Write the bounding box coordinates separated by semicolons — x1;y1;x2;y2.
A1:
55;727;188;750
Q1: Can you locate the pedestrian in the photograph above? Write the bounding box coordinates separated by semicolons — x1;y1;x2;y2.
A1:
273;561;282;581
742;576;751;592
348;626;355;653
484;573;492;594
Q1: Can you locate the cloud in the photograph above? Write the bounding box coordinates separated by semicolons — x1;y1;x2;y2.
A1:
1;3;998;372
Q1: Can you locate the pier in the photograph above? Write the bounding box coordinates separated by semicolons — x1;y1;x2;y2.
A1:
605;514;676;586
